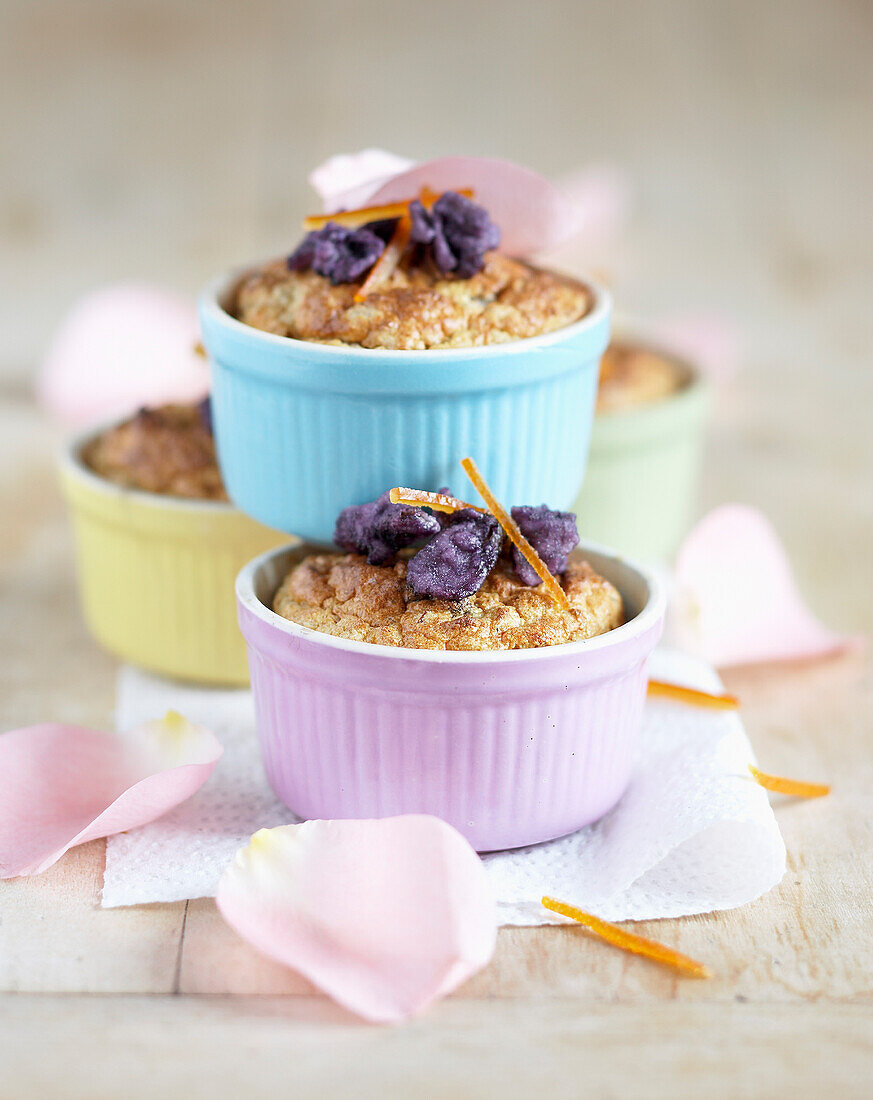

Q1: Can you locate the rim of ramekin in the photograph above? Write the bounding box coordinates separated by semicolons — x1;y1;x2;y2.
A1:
236;540;666;665
60;419;236;514
199;263;612;362
594;332;710;420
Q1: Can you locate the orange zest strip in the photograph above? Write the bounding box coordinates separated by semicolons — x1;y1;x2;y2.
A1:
388;487;486;514
748;765;830;799
418;185;440;209
461;457;570;610
542;897;712;979
354;213;412;302
303;188;474;230
647;680;739;710
304;200;411;231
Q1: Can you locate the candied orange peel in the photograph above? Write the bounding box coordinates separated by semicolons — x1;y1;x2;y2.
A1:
748;765;830;799
303;188;474;231
388;487;486;514
304;200;411;231
461;457;570;610
354;212;413;302
417;185;440;209
647;680;739;710
542;897;712;979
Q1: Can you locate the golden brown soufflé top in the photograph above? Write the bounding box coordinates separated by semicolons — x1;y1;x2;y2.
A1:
596;342;687;413
273;552;623;652
235;253;591;351
84;403;227;501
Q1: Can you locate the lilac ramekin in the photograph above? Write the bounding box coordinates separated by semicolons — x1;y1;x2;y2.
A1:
236;544;665;852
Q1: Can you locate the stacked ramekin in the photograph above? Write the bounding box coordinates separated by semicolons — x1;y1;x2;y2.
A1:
63;261;676;850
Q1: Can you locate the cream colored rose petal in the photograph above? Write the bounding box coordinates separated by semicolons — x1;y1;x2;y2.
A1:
672;505;853;668
216;817;497;1023
0;711;222;878
309;148;416;213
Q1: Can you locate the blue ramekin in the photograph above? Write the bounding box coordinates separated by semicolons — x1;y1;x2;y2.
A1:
199;268;611;542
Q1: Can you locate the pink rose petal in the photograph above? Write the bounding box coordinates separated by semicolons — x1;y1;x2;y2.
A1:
309;149;415;213
0;712;222;878
38;283;209;429
673;505;852;667
216;817;497;1023
649;313;742;384
367;156;579;257
555;163;632;247
311;153;576;258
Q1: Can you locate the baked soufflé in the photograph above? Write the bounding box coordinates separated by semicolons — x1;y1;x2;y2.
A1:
84;400;227;501
273;488;623;651
596;342;687;413
235;190;591;350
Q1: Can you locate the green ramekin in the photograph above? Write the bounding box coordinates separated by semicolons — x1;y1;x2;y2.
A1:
573;352;709;563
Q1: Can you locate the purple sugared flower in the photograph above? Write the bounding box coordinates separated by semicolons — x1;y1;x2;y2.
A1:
197;395;213;434
334;491;441;566
406;509;501;601
364;218;400;244
510;505;579;586
408;192;501;278
288;222;385;285
287;230;320;272
334;497;380;557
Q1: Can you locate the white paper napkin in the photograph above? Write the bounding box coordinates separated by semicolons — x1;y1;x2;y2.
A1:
103;649;785;923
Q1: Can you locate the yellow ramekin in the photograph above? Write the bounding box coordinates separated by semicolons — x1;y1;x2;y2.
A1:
60;428;289;685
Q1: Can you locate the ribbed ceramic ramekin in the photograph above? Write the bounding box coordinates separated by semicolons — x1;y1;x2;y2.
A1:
199;269;611;543
60;429;288;685
237;543;664;852
575;350;709;562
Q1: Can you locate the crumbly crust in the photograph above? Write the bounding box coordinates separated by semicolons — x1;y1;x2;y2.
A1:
235;253;591;350
272;552;623;651
596;342;686;413
84;404;227;501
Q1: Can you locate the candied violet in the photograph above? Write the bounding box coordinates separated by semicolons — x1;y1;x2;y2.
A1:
406;510;501;601
365;218;400;244
287;222;385;285
197;395;213;434
334;498;380;556
408;192;501;278
334;491;440;566
287;230;319;272
408;201;437;246
510;505;579;586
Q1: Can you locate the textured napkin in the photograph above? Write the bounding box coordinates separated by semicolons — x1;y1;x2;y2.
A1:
103;649;785;923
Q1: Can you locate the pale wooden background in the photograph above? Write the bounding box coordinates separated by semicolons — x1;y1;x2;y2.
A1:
1;1;872;1096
